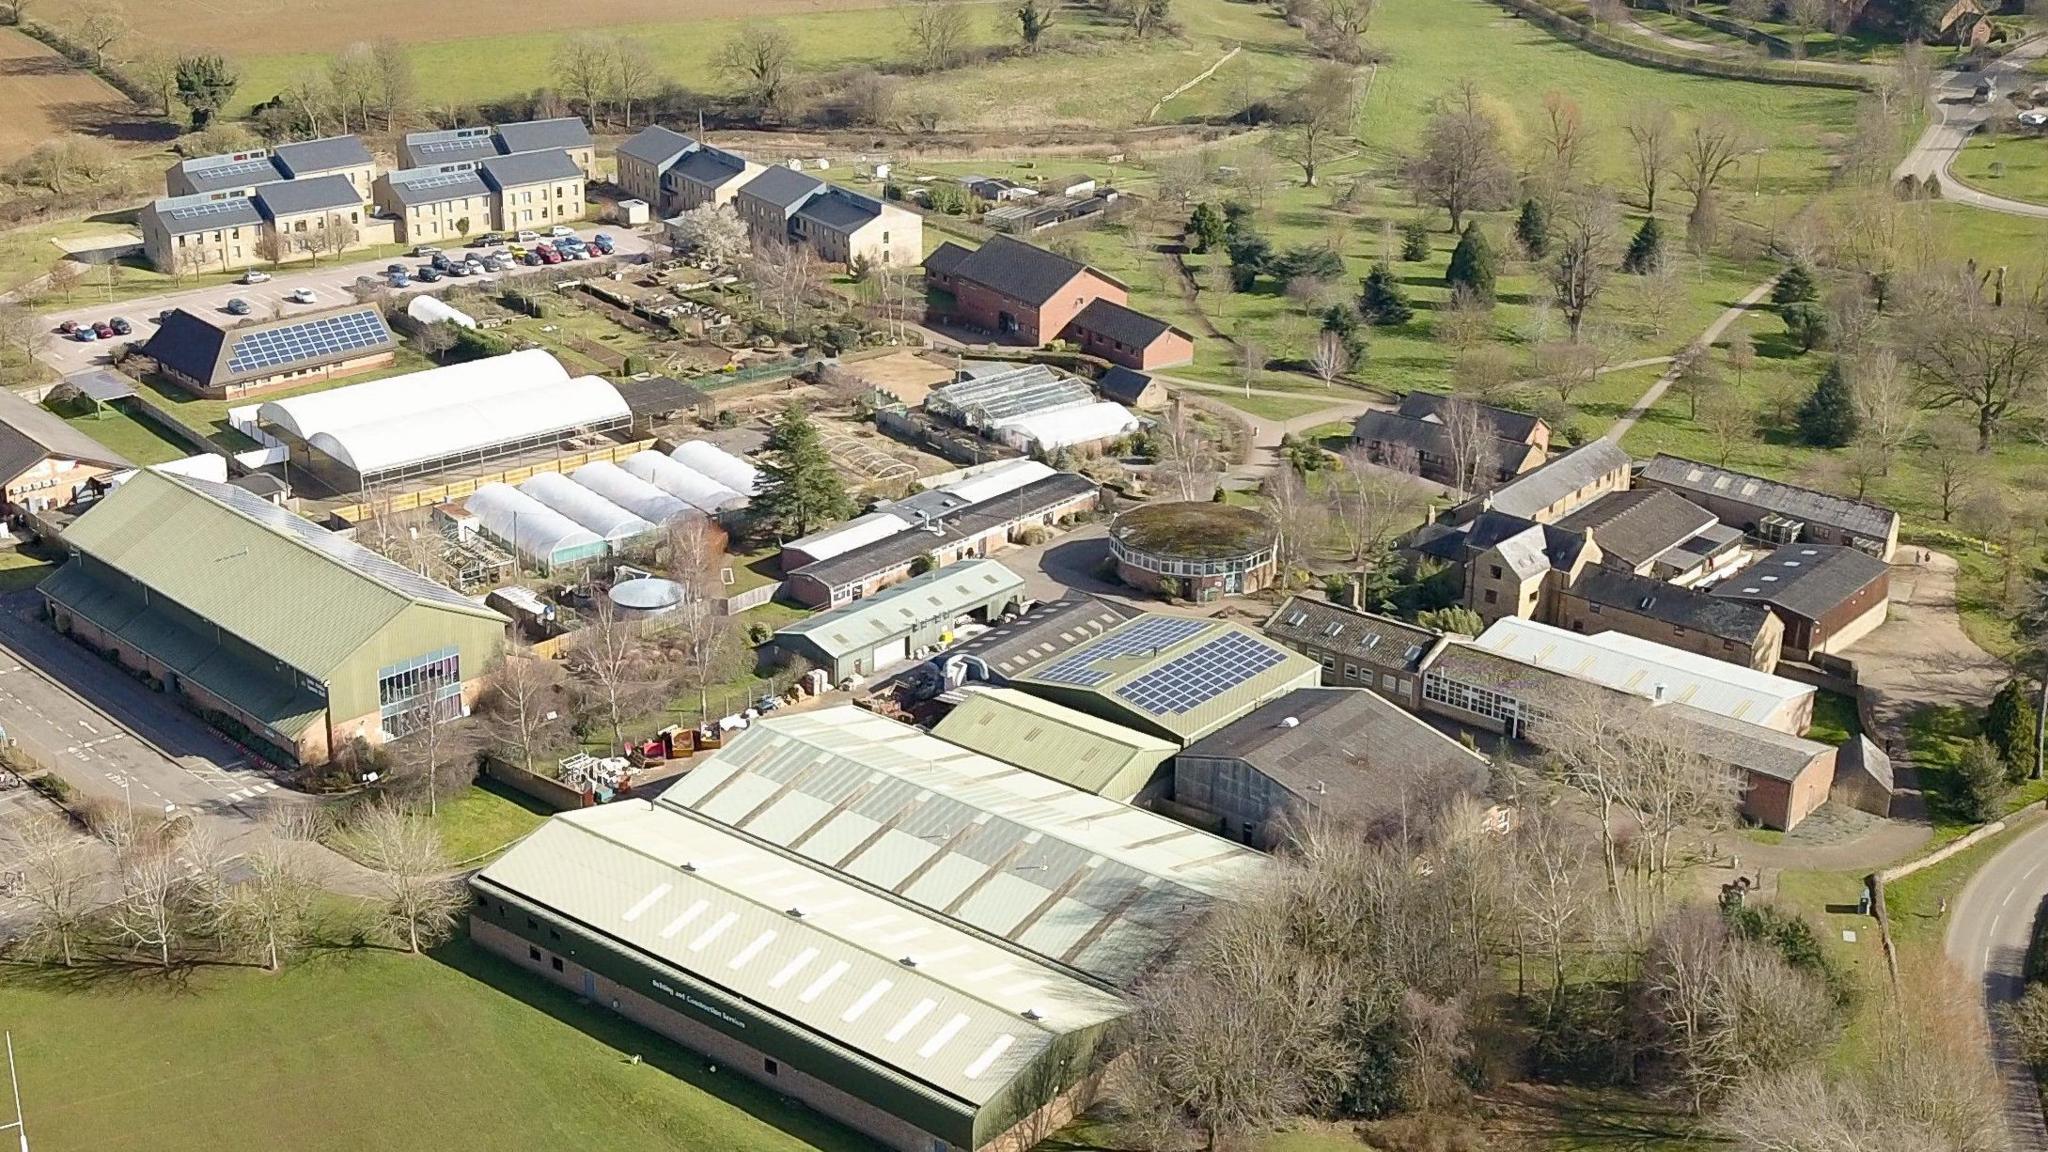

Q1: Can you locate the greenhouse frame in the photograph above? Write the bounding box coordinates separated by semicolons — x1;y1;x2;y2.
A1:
994;401;1138;453
464;482;608;571
926;365;1093;431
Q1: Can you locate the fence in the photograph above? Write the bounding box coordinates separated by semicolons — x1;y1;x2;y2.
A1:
327;438;657;523
479;755;587;811
716;582;781;615
690;356;821;392
1488;0;1870;90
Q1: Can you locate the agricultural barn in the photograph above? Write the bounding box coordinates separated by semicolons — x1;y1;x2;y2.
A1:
659;705;1266;987
472;801;1126;1152
772;559;1025;682
1011;614;1321;746
256;349;631;492
0;387;129;517
1636;453;1900;562
930;685;1178;803
40;469;507;765
1710;543;1892;660
143;304;397;400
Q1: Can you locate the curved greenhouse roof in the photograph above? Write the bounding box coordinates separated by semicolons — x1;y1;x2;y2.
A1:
995;401;1138;452
466;483;604;568
305;374;631;477
259;348;568;439
570;461;693;524
519;471;653;542
619;450;745;513
670;440;759;496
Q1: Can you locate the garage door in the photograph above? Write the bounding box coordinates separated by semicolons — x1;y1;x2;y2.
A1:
869;635;909;672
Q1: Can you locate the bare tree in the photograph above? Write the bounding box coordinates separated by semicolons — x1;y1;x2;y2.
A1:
1532;338;1608;406
1623;102;1675;213
569;594;662;751
1547;189;1618;341
111;839;191;968
718;24;797;115
1916;418;1976;522
325;42;378;134
553;35;613;125
1274;64;1357;188
1676;116;1753;249
386;706;482;819
1333;445;1425;563
133;48;178;116
1400;990;1471;1112
371;39;416;131
610;35;658;127
1533;89;1588;192
1904;275;2048;450
1404;80;1513;232
1262;464;1323;586
1698;384;1754;466
1310;327;1348;388
481;642;572;774
69;0;128;69
1451;344;1516;403
901;0;972;71
753;239;820;331
1511;809;1592;1018
1440;395;1501;500
1156;394;1222;502
13;813;98;967
1850;348;1916;474
349;802;464;954
227;816;320;971
1672;344;1722;420
1151;150;1210;215
1436;284;1495;349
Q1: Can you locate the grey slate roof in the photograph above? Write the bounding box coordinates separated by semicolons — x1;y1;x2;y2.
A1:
1096;366;1156;406
1351;407;1537;466
740;164;826;211
791;473;1099;590
149;192;265;235
1661;702;1828;783
944;235;1105;307
1463;511;1590;574
668;145;750;188
1711;543;1890;622
1264;596;1442;671
1555;488;1718;570
924;241;972;279
1179;687;1489;824
794;186;882;231
1068;298;1178;348
380;164;492;206
478;149;582;190
269;135;372;177
252;175;363;218
1566;566;1773;645
617;124;696;166
402;129;500;165
176;154;282;193
1638;454;1898;541
0;388;129;483
1477;437;1630;520
935;596;1130;680
1395;392;1545;443
491;117;592;154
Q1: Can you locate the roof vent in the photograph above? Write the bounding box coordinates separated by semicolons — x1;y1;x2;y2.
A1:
1279;716;1300;729
680;861;697;872
1652;682;1667;702
899;955;920;968
1022;1007;1045;1021
785;906;805;918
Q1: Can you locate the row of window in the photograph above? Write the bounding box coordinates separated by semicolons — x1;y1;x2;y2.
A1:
377;646;462;733
1422;672;1525;728
1316;653;1407;697
1111;538;1276;578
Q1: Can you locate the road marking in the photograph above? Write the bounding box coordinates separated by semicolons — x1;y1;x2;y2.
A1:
2004;888;2018;909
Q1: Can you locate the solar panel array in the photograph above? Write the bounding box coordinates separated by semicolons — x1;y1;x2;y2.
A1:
226;309;391;376
398;168;483;194
164;196;255;222
193;158;277;182
1114;631;1287;716
1031;615;1208;687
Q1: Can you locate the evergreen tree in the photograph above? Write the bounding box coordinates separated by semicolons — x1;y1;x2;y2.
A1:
1187;202;1226;254
1772;260;1818;305
1444;223;1496;304
1400;219;1432;262
1797;359;1859;447
1987;678;2041;782
753;403;855;538
1359;262;1414;326
1322;304;1367;364
1514;198;1549;259
1783;302;1830;352
1226;229;1272;292
1621;216;1664;274
1955;737;2008;822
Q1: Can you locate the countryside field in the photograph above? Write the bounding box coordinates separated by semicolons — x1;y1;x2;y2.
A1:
0;29;156;161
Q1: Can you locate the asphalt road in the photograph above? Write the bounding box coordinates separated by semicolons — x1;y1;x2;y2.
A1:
34;224;659;377
1945;816;2048;1150
1894;37;2048;218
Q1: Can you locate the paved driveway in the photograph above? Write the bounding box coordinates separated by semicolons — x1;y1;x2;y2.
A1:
34;225;659;376
1894;37;2048;219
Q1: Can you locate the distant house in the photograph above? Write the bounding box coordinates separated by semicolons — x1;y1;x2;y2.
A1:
1445;437;1631;526
268;136;378;200
372;163;495;245
1173;687;1491;846
140;175;376;273
143;304;396;400
478;150;588;232
0;389;128;517
1554;565;1785;672
1096;365;1166;409
733;165;921;268
1066;298;1194;370
959;175;1035;202
164;134;374;199
1635;453;1899;562
1455;509;1601;626
1553;488;1743;583
1261;595;1446;709
615;125;764;215
1711;544;1891;660
925;236;1190;370
1352;393;1550;489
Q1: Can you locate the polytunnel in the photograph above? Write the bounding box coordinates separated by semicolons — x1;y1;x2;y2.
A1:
618;451;746;513
519;471;654;543
670;440;760;496
466;483;606;570
570;461;694;525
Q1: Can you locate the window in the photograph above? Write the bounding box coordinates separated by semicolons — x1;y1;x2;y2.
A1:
550;956;563;972
1344;663;1359;680
763;1058;780;1076
1722;639;1736;651
1484;589;1498;605
377;646;462;735
1320;655;1335;671
528;946;541;962
1490;565;1503;579
1589;603;1602;614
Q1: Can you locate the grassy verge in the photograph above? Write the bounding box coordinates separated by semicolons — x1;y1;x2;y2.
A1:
1803;690;1862;747
0;548;56;591
1950;131;2048;208
431;781;551;864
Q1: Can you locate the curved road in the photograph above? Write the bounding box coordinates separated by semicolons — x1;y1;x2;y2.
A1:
1895;37;2048;218
1946;815;2048;1150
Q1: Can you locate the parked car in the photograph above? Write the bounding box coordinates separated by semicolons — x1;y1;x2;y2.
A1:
388;272;410;288
157;309;174;323
591;236;614;256
386;264;407;276
463;255;485;271
483;256;508;272
431;253;452;271
522;252;543;266
287;288;317;304
226;298;251;315
239;269;271;285
444;262;469;276
56;320;76;335
548;224;574;238
415;266;442;282
109;317;131;335
467;233;503;248
539;247;562;264
73;327;97;342
515;230;541;243
92;322;114;339
411;245;441;258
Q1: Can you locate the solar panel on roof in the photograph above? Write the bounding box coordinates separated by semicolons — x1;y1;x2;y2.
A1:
399;169;482;193
225;310;390;376
1113;631;1286;715
166;197;253;220
1031;616;1208;687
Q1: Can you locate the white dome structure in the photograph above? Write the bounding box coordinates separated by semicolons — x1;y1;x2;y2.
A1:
570;461;694;525
619;450;746;513
608;577;685;619
406;294;477;329
259;347;568;440
670;440;760;496
519;472;654;543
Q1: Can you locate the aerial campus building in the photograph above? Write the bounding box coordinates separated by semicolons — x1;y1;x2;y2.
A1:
474;705;1264;1152
39;469;507;765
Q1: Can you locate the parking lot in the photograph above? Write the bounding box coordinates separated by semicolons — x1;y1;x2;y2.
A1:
34;224;660;377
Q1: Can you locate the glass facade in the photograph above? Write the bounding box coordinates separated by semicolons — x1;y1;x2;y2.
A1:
1422;670;1530;736
378;645;463;735
1110;537;1276;579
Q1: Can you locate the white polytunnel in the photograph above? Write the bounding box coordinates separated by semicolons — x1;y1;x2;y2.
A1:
302;374;632;477
569;461;694;524
466;482;605;568
406;294;477;329
782;510;912;563
619;451;746;513
994;401;1139;453
942;458;1055;505
670;440;760;496
519;471;655;542
258;348;569;440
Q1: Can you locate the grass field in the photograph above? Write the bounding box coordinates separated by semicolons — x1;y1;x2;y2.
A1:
0;924;872;1152
430;782;551;864
0;548;56;591
47;395;193;465
1951;131;2048;207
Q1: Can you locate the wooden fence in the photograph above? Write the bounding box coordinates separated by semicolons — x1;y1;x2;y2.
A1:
329;438;657;523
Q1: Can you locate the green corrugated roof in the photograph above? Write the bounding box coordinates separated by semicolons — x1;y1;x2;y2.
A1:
41;559;326;736
931;686;1176;799
56;468;503;679
776;558;1025;660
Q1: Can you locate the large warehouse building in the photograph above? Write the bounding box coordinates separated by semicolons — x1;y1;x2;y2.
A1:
256;348;631;492
40;468;507;764
773;560;1026;682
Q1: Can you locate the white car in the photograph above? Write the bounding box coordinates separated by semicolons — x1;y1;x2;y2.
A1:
287;288;317;304
516;230;541;243
548;225;575;238
240;270;271;285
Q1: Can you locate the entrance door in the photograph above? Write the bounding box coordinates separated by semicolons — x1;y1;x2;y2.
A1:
582;970;597;1000
870;635;910;671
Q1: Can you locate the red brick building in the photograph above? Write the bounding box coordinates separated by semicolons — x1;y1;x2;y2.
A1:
927;236;1192;369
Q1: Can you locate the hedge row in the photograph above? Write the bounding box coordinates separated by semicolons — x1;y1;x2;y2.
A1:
1490;0;1871;91
15;19;156;110
1675;6;1801;59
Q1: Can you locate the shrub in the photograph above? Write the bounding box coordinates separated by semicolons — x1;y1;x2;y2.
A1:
1772;261;1818;305
1400;218;1432;261
1954;736;2007;822
1445;223;1497;304
1987;678;2040;782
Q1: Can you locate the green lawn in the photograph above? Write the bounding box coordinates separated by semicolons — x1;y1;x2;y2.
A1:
1803;690;1862;747
430;782;551;864
0;548;56;591
45;395;192;466
1951;131;2048;208
0;925;871;1152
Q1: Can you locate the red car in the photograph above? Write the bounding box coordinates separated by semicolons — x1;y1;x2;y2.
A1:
92;323;115;340
56;320;77;335
539;246;562;265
